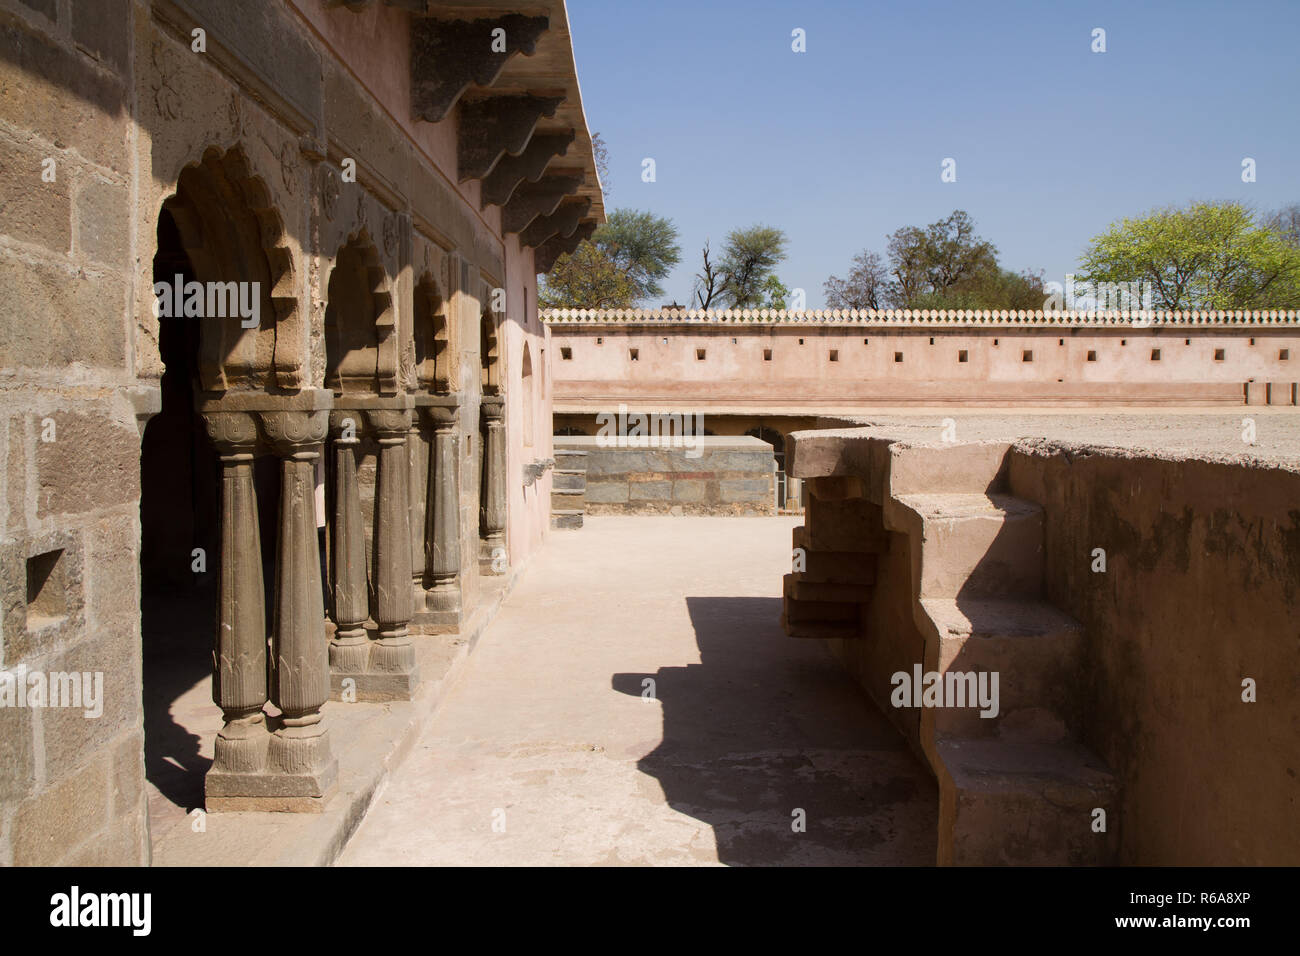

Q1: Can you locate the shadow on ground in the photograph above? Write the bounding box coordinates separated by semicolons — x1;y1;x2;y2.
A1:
613;595;938;866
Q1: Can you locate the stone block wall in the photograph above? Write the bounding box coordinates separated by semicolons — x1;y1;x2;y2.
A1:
0;0;149;865
554;436;775;516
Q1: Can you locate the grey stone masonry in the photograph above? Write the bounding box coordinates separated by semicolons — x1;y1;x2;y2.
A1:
554;436;775;516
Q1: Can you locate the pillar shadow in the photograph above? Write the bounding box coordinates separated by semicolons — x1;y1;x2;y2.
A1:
612;595;937;866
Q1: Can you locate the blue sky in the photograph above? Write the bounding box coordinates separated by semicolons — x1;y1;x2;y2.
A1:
565;0;1300;308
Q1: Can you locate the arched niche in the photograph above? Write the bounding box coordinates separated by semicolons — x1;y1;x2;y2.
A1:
413;272;451;393
521;341;535;446
324;231;396;396
159;145;301;392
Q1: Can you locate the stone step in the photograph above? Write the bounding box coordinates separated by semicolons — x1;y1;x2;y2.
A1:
917;598;1084;741
893;493;1044;599
553;448;588;470
778;611;859;640
781;586;859;625
551;490;584;509
550;510;583;530
803;494;889;552
791;525;887;567
786;574;872;604
936;736;1119;866
888;441;1012;497
552;470;586;492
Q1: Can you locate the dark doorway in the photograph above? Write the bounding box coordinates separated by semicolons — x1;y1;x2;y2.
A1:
139;206;219;823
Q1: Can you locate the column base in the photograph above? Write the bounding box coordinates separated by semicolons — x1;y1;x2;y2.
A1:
204;720;338;812
328;636;420;700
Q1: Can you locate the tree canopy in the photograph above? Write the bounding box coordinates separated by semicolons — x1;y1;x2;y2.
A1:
539;207;681;308
824;210;1039;310
692;224;789;308
1077;201;1300;309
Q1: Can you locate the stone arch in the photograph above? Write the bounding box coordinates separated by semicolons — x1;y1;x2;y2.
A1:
413;271;451;393
324;231;396;396
160;144;300;392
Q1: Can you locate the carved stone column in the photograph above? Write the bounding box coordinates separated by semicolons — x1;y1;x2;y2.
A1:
202;410;268;793
365;406;417;685
407;414;430;614
259;406;337;804
479;395;507;573
328;411;368;675
424;398;462;621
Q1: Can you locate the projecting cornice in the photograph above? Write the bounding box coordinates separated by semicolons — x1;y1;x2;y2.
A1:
457;94;563;182
502;173;584;233
411;15;549;123
542;308;1300;328
534;220;596;273
520;197;590;247
481;131;575;207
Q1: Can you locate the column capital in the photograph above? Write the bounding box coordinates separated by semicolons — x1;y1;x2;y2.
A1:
202;410;260;458
365;406;413;441
258;408;329;458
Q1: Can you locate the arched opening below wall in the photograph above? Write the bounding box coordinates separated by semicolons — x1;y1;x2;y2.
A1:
139;205;280;836
745;425;787;511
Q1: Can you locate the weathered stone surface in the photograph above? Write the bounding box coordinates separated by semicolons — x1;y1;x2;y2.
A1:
0;133;71;254
0;9;129;172
71;0;130;71
36;414;139;517
673;479;705;502
720;478;771;502
0;258;126;369
13;753;108;865
628;479;672;501
75;177;129;266
584;481;629;504
0;704;35;802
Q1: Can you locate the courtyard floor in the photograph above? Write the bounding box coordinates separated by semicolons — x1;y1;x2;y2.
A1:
338;515;938;866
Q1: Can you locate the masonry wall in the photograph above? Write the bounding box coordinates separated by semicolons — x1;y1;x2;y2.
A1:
555;436;776;516
0;0;566;864
551;324;1300;409
1008;444;1300;866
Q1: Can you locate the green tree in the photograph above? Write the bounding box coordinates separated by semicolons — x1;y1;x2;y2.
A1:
717;224;788;307
595;208;682;301
760;274;790;309
539;241;636;309
1077;201;1300;309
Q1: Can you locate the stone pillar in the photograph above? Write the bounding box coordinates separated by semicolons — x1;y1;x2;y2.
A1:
425;401;462;614
328;411;368;675
407;414;430;613
366;407;416;679
259;407;337;803
480;395;506;571
202;411;268;786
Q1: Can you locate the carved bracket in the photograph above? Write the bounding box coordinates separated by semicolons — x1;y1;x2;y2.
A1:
522;457;555;487
520;198;591;248
502;174;585;234
457;95;564;183
480;131;575;208
534;220;597;274
412;15;549;123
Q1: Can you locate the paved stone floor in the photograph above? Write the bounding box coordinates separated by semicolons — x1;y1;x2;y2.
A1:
339;516;938;866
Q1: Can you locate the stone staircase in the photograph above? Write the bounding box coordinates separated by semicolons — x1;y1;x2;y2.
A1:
780;476;881;639
550;446;587;529
782;438;1119;865
882;443;1119;865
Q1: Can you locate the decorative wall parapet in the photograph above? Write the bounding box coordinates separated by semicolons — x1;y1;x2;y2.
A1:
543;308;1300;328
